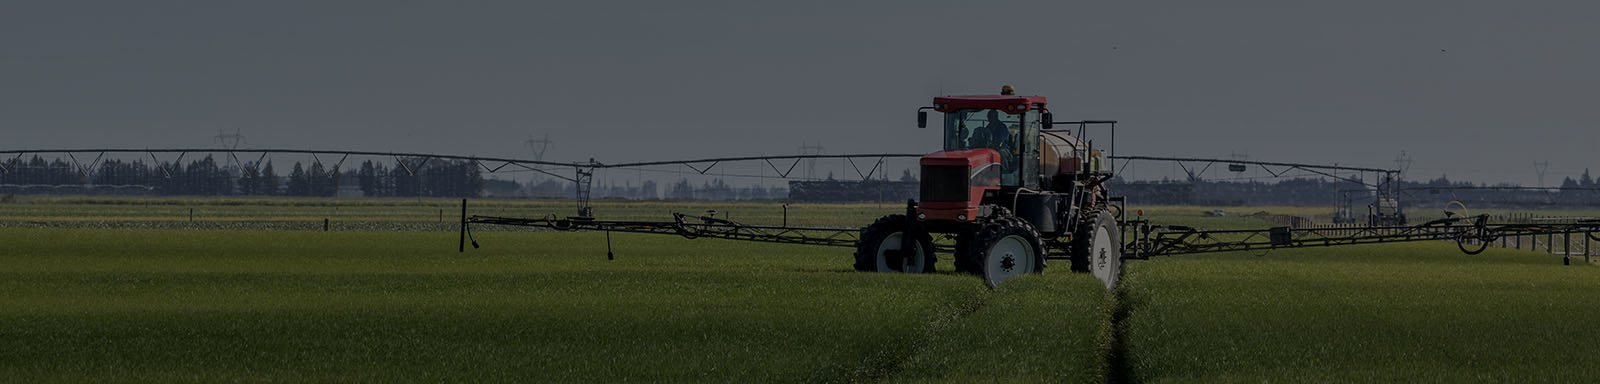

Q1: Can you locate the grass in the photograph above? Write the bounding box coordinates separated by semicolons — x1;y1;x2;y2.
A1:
0;228;1108;383
1117;242;1600;383
4;196;1600;382
884;274;1110;383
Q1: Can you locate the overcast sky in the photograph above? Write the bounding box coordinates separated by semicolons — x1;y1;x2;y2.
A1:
3;1;1597;186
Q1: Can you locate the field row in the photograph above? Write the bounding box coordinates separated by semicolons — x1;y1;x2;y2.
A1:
2;199;1598;382
2;226;1597;382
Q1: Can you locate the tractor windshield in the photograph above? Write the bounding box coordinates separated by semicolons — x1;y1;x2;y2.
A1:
944;109;1022;185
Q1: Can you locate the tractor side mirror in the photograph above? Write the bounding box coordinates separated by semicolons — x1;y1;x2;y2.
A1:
917;111;928;128
1042;112;1054;130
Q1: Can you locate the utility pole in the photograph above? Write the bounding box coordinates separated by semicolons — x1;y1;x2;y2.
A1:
215;129;247;150
215;129;247;180
1535;161;1550;188
525;133;554;186
526;133;554;162
799;141;825;180
1393;151;1413;182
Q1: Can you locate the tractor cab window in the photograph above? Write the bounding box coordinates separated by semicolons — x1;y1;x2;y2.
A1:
944;109;1022;185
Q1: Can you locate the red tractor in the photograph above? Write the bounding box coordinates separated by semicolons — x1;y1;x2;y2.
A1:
853;87;1124;288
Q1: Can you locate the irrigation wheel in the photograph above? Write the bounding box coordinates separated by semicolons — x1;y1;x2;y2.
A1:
1072;210;1123;290
973;216;1046;288
1456;215;1495;255
853;214;936;273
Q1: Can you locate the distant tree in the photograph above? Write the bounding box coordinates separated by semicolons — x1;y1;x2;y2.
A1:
260;161;280;195
390;162;420;197
358;160;378;196
1582;169;1593;188
287;162;309;196
184;155;230;195
238;162;261;195
155;159;184;195
900;168;917;182
668;178;694;200
308;162;337;196
640;180;658;200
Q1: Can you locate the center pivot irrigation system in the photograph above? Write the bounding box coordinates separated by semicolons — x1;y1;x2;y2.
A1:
10;89;1598;289
457;88;1600;289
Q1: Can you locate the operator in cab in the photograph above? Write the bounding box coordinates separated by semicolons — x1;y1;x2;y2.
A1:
982;110;1015;171
981;110;1012;148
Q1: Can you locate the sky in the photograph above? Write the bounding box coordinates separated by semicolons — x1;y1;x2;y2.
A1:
3;1;1598;186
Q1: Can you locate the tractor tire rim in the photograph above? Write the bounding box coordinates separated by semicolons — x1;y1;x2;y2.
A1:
985;235;1034;284
875;232;924;273
1091;224;1119;289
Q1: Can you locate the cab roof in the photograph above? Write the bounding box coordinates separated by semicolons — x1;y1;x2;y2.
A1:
932;95;1048;114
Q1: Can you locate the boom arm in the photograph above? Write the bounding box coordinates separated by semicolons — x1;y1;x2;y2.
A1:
1122;216;1600;258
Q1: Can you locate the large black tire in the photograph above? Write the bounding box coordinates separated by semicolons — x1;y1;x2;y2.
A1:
1071;210;1122;289
853;215;937;273
967;216;1046;287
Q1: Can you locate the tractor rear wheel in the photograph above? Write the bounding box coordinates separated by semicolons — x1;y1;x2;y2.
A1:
1071;210;1122;289
969;216;1046;287
853;214;936;273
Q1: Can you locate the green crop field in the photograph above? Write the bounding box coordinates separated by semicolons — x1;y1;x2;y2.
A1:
1;197;1597;382
1119;243;1600;382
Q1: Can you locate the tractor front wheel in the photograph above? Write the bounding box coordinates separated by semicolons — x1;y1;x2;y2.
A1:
853;215;936;273
969;216;1046;287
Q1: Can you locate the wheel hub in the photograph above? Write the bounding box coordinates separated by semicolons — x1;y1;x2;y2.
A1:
1089;224;1121;289
984;234;1035;287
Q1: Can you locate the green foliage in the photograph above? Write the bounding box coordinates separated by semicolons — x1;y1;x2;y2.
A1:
883;274;1108;383
1118;243;1600;383
0;228;1107;382
4;198;1599;382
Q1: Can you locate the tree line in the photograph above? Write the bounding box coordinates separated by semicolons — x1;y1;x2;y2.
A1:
0;155;484;197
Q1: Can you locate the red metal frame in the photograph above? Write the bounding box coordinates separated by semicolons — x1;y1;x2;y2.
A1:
932;95;1048;114
917;148;1001;223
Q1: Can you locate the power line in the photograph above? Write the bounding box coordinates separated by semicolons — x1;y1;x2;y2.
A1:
1394;151;1413;181
798;141;824;180
525;133;553;162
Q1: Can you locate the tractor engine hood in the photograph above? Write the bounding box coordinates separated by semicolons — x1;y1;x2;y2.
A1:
917;149;1002;222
